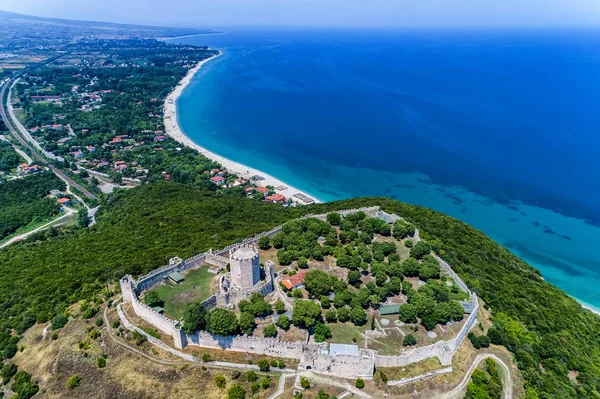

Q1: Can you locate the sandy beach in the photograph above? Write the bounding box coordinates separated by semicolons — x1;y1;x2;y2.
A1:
164;52;321;205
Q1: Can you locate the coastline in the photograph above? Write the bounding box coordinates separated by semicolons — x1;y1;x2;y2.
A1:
163;52;322;204
163;50;600;316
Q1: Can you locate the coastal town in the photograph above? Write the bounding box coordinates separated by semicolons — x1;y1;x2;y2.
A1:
2;38;316;212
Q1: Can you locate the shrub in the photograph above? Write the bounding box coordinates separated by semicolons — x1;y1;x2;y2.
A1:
300;376;310;389
97;357;106;368
319;295;331;309
275;301;286;314
202;352;211;363
379;371;388;383
277;315;290;330
260;376;271;389
355;378;365;389
111;320;120;329
50;314;68;330
403;334;417;346
258;358;270;372
215;375;226;389
232;370;241;380
227;384;246;399
245;370;257;382
263;324;277;337
95;318;103;327
66;374;82;389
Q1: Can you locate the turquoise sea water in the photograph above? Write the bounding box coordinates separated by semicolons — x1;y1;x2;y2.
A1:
171;29;600;310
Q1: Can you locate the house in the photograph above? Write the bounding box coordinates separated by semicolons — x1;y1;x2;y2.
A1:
282;270;307;290
57;198;72;206
256;187;269;194
379;304;400;315
168;272;185;284
210;176;225;184
86;146;96;152
265;194;286;203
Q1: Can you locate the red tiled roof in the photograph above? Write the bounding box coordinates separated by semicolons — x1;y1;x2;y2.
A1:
282;270;307;290
266;194;286;202
57;198;70;204
210;176;225;183
256;187;269;193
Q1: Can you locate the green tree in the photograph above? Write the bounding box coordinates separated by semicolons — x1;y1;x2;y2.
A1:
297;256;308;269
410;241;432;259
206;308;239;336
275;301;286;314
263;324;277;337
325;309;337;323
182;301;207;334
350;307;367;326
327;212;341;226
337;307;350;322
277;315;290;330
258;235;271;250
399;303;418;324
239;312;257;335
292;300;322;328
304;269;331;297
313;323;332;342
143;290;162;306
355;378;365;389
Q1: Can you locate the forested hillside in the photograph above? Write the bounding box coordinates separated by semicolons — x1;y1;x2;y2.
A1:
0;183;598;398
0;171;65;239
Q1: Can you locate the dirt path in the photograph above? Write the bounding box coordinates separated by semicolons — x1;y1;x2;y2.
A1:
0;206;76;249
439;354;512;399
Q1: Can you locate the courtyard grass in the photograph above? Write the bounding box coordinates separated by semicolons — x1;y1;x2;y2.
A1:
327;322;368;345
148;267;216;319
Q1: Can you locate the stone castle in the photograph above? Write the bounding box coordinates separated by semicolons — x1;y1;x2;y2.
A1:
119;207;480;380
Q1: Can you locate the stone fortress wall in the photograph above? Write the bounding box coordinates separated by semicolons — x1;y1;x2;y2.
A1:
120;206;479;378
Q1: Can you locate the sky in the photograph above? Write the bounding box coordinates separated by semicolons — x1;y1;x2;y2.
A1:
2;0;600;28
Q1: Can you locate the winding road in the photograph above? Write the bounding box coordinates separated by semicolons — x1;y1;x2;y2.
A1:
440;354;512;399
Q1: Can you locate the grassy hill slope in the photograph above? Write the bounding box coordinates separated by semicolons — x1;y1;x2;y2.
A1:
0;183;599;398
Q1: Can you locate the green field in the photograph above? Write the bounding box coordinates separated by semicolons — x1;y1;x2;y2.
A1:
148;267;216;319
327;322;367;345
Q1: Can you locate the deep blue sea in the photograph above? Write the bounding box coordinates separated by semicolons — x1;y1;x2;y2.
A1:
170;28;600;310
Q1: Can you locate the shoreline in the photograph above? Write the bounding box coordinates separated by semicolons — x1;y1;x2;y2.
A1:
163;51;322;205
163;51;600;317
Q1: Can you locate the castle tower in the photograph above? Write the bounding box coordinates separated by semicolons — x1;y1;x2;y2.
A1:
229;244;260;289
